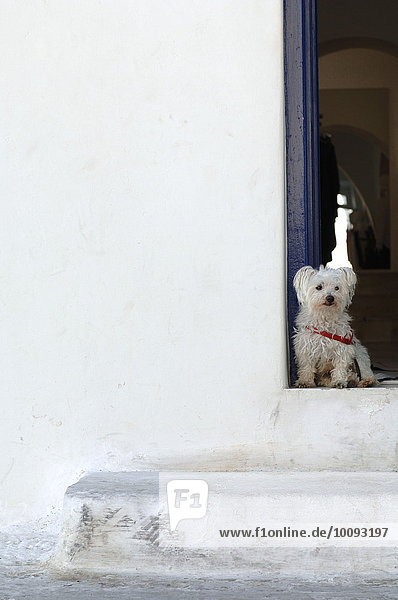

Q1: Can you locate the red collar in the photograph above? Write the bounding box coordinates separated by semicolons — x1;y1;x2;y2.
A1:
306;326;354;345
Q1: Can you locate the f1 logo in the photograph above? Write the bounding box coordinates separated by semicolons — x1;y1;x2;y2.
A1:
167;480;208;531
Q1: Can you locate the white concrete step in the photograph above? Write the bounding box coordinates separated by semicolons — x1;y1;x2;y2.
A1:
53;471;398;577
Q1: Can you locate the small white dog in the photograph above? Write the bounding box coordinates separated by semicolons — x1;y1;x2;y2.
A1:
293;265;376;388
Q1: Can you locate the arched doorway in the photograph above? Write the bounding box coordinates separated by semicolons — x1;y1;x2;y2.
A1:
322;125;390;270
318;14;398;378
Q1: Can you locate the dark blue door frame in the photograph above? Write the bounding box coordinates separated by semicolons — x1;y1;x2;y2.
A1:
284;0;321;384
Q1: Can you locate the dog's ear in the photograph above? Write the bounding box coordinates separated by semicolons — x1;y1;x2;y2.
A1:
293;266;316;304
338;267;357;306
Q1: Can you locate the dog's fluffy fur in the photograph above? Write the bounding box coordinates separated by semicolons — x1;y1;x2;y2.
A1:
293;265;376;388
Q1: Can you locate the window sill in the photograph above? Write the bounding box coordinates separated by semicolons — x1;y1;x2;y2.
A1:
285;384;398;392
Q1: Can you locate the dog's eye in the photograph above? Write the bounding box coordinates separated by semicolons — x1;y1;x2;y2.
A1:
335;286;339;291
316;285;322;290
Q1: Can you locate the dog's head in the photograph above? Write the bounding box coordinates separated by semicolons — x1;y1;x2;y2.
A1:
293;265;357;313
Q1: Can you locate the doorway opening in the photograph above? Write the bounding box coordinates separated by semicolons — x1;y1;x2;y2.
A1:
318;0;398;381
284;0;398;385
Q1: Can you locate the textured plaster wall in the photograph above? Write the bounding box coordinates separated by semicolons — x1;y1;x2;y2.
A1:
1;1;397;530
0;0;285;524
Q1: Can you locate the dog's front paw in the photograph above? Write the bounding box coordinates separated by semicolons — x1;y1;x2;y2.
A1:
334;381;348;389
358;377;377;388
295;381;316;388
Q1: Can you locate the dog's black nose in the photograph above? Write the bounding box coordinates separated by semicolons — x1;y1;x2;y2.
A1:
326;295;334;304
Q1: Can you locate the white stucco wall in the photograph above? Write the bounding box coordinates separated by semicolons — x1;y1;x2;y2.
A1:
2;1;397;529
0;0;286;524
